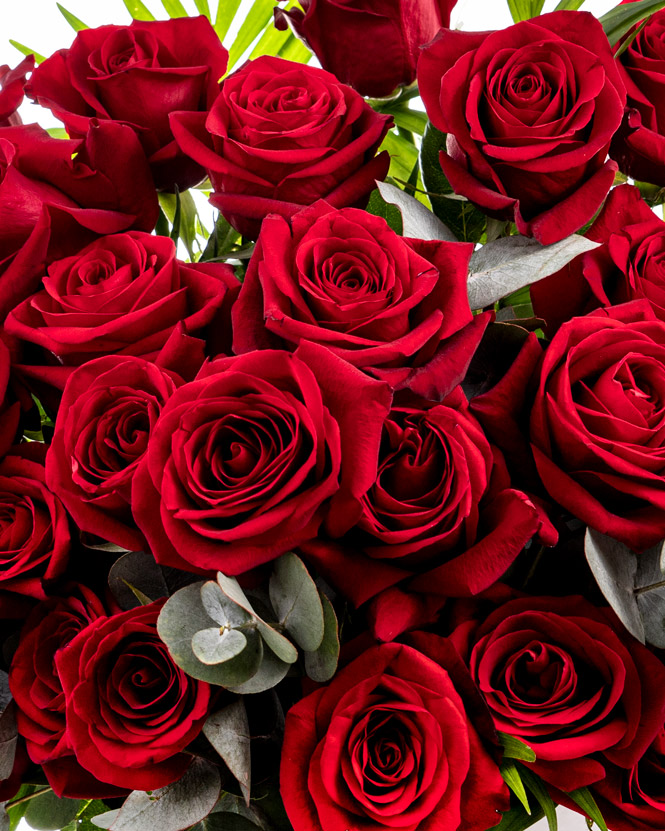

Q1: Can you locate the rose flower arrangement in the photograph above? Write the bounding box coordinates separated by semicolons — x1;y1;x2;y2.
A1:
3;1;665;830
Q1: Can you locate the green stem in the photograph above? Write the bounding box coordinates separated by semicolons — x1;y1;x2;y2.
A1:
6;787;52;809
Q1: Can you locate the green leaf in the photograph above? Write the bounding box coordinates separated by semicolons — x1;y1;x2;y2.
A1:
161;0;188;16
194;0;211;14
495;806;545;831
256;620;299;664
366;188;403;235
601;0;665;46
201;580;253;629
192;627;248;664
269;553;324;652
420;123;486;243
499;733;537;763
56;4;88;30
199;213;241;262
278;34;311;63
506;0;545;23
24;791;81;831
520;768;558;831
122;0;156;20
108;550;168;611
203;701;251;805
567;787;609;831
304;591;340;683
554;0;586;9
157;582;263;686
215;0;243;41
9;40;46;64
6;785;40;831
46;127;69;140
62;800;110;831
381;130;419;185
224;643;289;694
227;0;275;70
383;106;428;136
249;11;292;59
500;761;530;814
92;759;221;831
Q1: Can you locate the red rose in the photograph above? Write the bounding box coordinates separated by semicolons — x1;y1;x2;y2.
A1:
0;121;158;319
532;185;665;332
170;55;391;239
0;57;33;126
45;356;181;551
590;728;665;831
233;201;487;400
274;0;458;98
610;5;665;186
8;587;123;798
418;11;625;244
132;344;392;576
281;635;509;831
302;387;551;610
4;231;238;391
27;17;228;191
55;600;210;791
451;595;665;792
0;335;21;458
0;446;69;600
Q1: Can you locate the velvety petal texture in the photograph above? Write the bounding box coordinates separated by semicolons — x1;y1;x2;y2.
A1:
418;11;626;244
170;55;391;239
281;636;509;831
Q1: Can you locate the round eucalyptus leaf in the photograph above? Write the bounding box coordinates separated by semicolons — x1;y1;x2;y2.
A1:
192;627;248;665
269;553;324;652
200;581;252;629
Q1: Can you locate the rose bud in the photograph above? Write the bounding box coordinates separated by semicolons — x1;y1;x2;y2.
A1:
274;0;458;98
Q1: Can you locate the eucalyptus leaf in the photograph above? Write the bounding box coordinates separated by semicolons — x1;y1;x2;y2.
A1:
201;581;253;629
0;697;16;782
600;0;665;46
376;181;457;243
269;553;324;652
304;591;340;683
24;792;80;831
203;701;251;805
157;582;262;686
225;643;289;694
217;574;257;617
500;761;530;814
255;621;298;664
92;758;220;831
108;551;168;611
467;234;600;309
192;628;248;665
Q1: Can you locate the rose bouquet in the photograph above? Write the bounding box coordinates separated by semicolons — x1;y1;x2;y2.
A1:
3;0;665;830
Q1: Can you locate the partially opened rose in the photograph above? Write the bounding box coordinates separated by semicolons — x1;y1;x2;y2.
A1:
56;600;211;791
170;55;391;239
28;17;229;190
418;11;625;244
275;0;458;98
451;596;665;791
233;201;484;399
281;635;509;831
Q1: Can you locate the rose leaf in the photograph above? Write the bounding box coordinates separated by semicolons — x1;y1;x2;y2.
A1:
202;701;251;806
24;791;81;831
92;758;221;831
269;553;324;652
108;551;169;611
467;234;600;309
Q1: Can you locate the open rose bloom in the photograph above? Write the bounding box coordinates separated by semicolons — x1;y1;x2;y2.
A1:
6;3;665;831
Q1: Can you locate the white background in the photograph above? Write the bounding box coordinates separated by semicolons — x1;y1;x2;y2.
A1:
5;0;617;828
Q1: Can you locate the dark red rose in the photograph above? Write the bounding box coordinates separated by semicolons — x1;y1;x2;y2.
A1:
0;446;69;600
274;0;457;98
233;201;488;400
0;334;21;459
7;587;124;798
472;302;665;550
170;55;391;239
532;185;665;333
589;728;665;831
4;231;238;391
610;5;665;186
27;17;228;191
0;121;158;320
302;386;553;611
132;343;392;576
281;635;509;831
418;11;626;244
451;595;665;792
55;600;210;791
45;356;181;551
0;57;34;126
